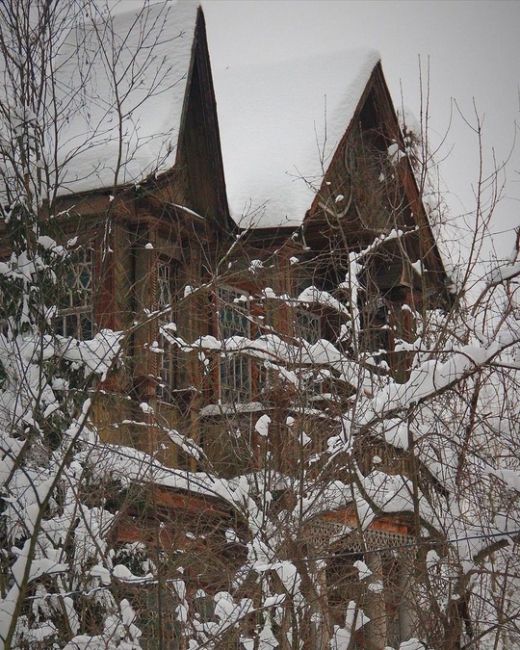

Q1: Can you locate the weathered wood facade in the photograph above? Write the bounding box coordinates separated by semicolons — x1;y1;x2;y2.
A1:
1;5;452;648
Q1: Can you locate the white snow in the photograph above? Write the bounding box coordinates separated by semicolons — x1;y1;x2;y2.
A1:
213;48;380;228
166;428;204;461
200;401;265;416
297;286;350;315
52;1;198;196
489;261;520;284
399;640;426;650
263;594;286;608
387;142;406;165
255;414;272;437
330;601;370;650
353;560;372;581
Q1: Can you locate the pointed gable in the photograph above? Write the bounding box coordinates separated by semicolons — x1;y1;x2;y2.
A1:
215;50;448;287
55;1;199;195
176;8;229;220
303;61;449;290
213;48;380;229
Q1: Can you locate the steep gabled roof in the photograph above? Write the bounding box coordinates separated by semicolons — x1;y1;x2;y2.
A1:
213;48;380;229
55;1;199;195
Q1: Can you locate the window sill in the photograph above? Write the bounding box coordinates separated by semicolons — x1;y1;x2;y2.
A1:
199;401;265;417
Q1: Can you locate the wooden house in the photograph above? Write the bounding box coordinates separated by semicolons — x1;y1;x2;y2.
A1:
1;1;452;647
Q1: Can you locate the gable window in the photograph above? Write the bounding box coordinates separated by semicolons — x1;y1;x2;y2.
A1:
55;247;94;339
295;308;321;344
218;287;250;403
358;290;390;362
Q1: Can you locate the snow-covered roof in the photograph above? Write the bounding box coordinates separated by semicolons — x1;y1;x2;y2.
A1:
54;1;198;195
213;48;380;229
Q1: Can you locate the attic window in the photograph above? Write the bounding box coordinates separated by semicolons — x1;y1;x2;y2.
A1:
295;308;321;344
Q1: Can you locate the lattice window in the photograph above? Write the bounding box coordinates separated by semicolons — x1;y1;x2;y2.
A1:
55;247;94;339
304;518;417;647
306;521;415;645
218;287;250;403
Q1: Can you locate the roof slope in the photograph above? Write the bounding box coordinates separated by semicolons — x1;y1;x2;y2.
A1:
55;1;198;195
213;49;380;229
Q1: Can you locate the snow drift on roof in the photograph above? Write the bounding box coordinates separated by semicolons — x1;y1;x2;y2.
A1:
213;48;380;230
0;0;196;201
54;1;198;195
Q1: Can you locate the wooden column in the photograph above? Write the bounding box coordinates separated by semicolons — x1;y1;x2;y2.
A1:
399;551;416;641
365;552;388;650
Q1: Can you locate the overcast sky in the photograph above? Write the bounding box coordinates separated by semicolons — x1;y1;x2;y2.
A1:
202;0;519;264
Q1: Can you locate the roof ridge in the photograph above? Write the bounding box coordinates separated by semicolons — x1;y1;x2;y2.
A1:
213;45;380;75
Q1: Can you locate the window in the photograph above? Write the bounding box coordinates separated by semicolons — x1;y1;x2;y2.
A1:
358;290;389;361
157;258;176;402
55;247;94;339
218;287;250;403
295;308;321;344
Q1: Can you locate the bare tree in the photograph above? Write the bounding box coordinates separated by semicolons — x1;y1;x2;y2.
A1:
1;2;519;650
0;1;193;648
136;87;520;650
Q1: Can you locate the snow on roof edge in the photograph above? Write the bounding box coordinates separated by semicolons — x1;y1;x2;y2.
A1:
214;47;380;230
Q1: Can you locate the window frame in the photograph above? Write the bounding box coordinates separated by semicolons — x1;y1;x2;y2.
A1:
156;256;179;404
217;286;251;404
295;306;321;345
55;246;95;339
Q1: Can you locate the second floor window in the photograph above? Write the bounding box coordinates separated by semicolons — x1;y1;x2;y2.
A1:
55;247;94;339
157;258;176;402
157;259;172;312
218;287;250;403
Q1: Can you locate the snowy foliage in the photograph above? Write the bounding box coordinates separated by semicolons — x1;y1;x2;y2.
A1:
0;1;519;649
0;221;133;647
